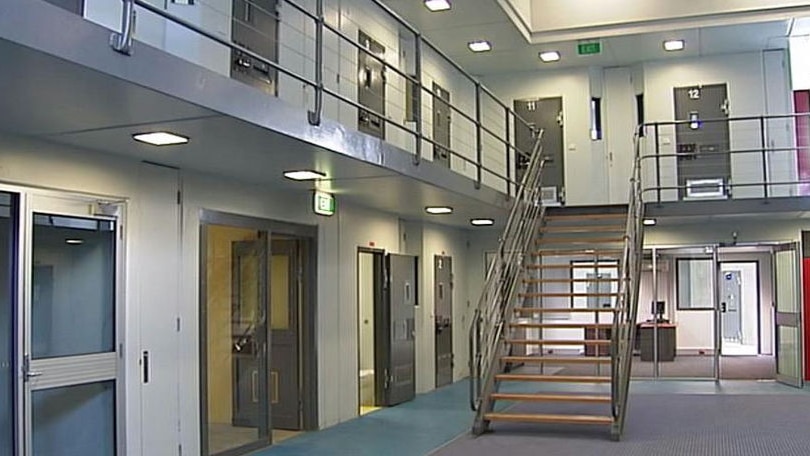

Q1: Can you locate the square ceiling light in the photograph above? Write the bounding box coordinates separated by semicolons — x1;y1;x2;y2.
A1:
424;0;451;11
132;131;189;146
470;218;494;226
468;40;492;53
283;170;327;181
539;51;561;62
425;206;453;214
663;40;685;52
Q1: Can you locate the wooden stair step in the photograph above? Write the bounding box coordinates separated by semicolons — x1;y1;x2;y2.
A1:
501;356;611;364
540;225;625;233
506;339;611;345
526;263;619;270
490;393;611;403
545;213;626;222
484;412;613;425
524;278;621;284
519;292;619;298
537;236;625;245
495;374;611;383
514;307;618;313
508;322;613;329
531;249;622;257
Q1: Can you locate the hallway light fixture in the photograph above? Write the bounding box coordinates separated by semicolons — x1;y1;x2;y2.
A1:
132;131;189;146
424;0;451;11
663;40;685;52
65;239;85;245
284;170;327;181
539;51;561;63
470;218;494;226
643;218;657;226
425;206;453;214
468;40;492;53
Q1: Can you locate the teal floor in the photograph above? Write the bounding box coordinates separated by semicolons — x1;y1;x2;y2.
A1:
255;378;809;456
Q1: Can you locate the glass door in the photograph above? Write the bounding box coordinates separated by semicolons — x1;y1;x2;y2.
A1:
773;242;803;387
0;192;17;456
23;194;122;456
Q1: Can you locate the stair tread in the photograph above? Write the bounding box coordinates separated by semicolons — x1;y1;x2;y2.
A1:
523;278;621;284
538;236;625;244
501;356;611;364
514;307;618;313
531;249;623;257
490;393;611;403
484;412;613;425
509;322;612;329
519;292;620;298
526;263;619;270
495;374;611;383
506;339;611;345
545;213;626;221
541;225;625;233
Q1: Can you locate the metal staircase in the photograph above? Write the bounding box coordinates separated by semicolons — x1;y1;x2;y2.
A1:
470;132;645;440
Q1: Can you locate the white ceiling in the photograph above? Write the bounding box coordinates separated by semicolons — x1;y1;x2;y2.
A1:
382;0;793;75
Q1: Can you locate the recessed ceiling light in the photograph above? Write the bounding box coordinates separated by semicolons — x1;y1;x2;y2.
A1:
426;206;453;214
663;40;685;52
470;218;494;226
424;0;451;11
539;51;561;62
468;40;492;53
642;218;657;226
65;239;84;245
283;170;327;181
132;131;189;146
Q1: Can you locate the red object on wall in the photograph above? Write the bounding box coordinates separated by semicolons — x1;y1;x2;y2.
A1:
802;258;810;380
794;91;810;196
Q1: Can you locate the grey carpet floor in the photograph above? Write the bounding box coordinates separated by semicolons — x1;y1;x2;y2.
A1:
432;393;810;456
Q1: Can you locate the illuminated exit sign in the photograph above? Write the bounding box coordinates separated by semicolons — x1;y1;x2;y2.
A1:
577;41;602;56
313;191;335;216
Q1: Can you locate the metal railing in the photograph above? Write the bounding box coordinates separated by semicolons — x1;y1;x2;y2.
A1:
609;128;645;440
468;131;545;432
638;113;810;202
106;0;536;195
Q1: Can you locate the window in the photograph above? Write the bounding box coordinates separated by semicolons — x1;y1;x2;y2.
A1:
676;258;714;310
590;97;602;140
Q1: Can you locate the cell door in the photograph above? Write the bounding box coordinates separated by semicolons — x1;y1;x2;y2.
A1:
357;31;387;140
673;84;731;199
432;83;452;168
773;243;803;387
376;254;416;406
514;97;565;204
434;256;453;388
269;239;300;430
23;194;123;456
0;192;17;456
231;0;279;95
720;270;743;343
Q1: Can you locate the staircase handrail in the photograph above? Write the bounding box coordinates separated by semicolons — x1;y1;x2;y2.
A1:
469;131;546;417
609;127;646;439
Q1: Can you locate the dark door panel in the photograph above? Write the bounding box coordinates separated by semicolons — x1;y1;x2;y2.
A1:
434;256;453;388
514;97;565;203
231;0;279;95
270;239;300;430
358;31;387;140
432;83;452;168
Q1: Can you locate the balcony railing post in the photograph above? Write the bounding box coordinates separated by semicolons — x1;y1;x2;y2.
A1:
760;116;768;198
505;107;512;198
413;33;424;165
654;122;661;202
475;82;483;189
307;0;324;126
110;0;135;55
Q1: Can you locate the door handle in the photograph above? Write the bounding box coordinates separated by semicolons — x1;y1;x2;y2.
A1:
26;371;42;379
22;354;42;381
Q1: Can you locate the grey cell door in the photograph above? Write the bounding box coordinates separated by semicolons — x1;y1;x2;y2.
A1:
514;97;565;203
231;240;269;429
0;192;13;456
376;254;416;406
673;84;730;199
269;239;301;430
720;270;742;342
432;83;452;168
773;243;803;388
434;256;453;388
357;31;386;140
231;0;279;95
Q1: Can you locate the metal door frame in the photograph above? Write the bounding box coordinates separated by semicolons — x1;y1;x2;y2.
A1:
717;260;762;356
199;210;318;456
9;186;127;456
434;255;452;388
356;247;385;412
772;241;804;388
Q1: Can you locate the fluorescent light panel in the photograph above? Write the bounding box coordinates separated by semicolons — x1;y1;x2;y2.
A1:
663;40;685;52
284;170;326;181
468;40;492;53
425;206;453;214
539;51;561;62
65;239;85;245
642;218;657;226
424;0;451;11
132;131;189;146
470;218;494;226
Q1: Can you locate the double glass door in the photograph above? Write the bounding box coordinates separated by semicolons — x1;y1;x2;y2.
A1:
1;191;122;456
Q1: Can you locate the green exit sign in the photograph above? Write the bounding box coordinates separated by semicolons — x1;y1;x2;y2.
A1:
313;191;335;216
577;41;602;56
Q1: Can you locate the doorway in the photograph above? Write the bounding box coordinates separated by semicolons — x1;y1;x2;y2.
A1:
514;96;565;204
0;192;13;456
356;249;417;416
200;213;316;456
432;83;452;169
231;0;279;95
434;255;453;388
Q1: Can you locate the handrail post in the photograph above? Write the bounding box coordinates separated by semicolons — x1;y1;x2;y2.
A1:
654;123;661;202
505;107;512;198
760;116;768;198
413;33;424;165
307;0;324;126
475;82;483;189
110;0;136;55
